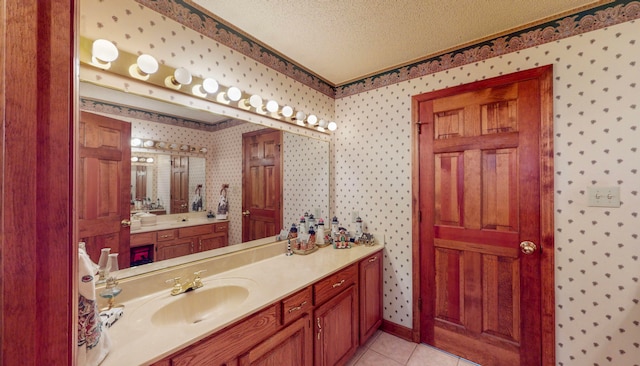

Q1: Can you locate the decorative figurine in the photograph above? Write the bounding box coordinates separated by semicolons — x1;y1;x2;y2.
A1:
331;216;340;236
316;218;327;246
334;227;351;249
307;213;316;232
286;240;293;256
354;216;363;241
299;216;307;235
216;184;229;219
288;223;298;241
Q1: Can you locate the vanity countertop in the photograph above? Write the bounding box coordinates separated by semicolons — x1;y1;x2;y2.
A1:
100;242;384;366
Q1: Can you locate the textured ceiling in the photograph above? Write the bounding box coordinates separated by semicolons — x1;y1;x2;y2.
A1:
191;0;609;85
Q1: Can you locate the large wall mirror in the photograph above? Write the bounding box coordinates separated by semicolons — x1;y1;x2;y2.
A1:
79;81;330;278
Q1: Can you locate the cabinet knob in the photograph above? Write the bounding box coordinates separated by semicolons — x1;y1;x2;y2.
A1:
368;256;378;263
332;279;345;288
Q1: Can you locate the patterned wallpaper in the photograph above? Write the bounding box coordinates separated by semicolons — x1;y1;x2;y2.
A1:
335;19;639;366
80;0;640;364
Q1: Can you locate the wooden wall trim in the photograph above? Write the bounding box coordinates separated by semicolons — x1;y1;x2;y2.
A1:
381;320;415;343
1;0;75;364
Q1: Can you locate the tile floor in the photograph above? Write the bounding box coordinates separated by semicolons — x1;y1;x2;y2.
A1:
347;331;480;366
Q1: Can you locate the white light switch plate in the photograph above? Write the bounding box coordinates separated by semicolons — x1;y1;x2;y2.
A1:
587;186;621;207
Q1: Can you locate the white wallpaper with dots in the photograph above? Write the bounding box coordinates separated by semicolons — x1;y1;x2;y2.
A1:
80;0;640;364
335;20;639;366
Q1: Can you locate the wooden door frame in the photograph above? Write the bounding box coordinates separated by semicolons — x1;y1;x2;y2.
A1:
1;0;76;364
411;65;555;365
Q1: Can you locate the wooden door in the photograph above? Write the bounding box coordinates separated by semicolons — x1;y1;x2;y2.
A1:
171;155;189;213
416;66;554;366
314;285;358;366
238;315;313;366
242;129;283;242
78;111;131;269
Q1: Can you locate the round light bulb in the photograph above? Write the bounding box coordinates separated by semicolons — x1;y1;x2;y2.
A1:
92;39;119;64
146;157;154;163
307;114;318;125
143;140;155;147
136;54;159;75
201;78;219;94
281;106;294;118
131;157;139;162
131;138;142;147
327;121;338;131
226;86;242;102
172;67;192;85
318;119;328;128
266;100;279;113
248;94;263;109
295;111;306;122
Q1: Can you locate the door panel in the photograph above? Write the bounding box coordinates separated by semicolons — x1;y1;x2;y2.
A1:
171;156;189;214
418;67;553;366
242;129;282;242
79;111;131;269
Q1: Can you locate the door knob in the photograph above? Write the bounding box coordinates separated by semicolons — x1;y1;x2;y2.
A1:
242;210;251;216
121;219;132;227
520;241;537;255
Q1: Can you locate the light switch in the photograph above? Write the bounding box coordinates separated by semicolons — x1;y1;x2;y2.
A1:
587;186;621;207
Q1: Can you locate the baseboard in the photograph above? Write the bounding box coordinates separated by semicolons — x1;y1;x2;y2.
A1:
380;320;415;342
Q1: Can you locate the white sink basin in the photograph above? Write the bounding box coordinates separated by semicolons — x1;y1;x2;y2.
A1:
149;280;253;326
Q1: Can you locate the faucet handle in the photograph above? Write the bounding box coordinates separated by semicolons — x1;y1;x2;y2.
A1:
193;270;207;288
165;277;182;295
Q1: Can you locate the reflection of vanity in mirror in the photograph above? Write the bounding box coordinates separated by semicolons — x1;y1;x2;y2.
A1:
79;82;330;274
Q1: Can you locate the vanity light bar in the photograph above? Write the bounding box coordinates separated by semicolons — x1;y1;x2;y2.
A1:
80;37;337;133
131;137;208;155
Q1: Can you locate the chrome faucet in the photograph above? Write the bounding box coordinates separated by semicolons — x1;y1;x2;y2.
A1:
165;270;207;296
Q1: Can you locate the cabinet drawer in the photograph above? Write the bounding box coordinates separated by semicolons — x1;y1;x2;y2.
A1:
213;221;228;233
130;232;155;247
171;304;278;366
179;224;212;238
157;229;177;241
313;264;358;306
281;287;312;325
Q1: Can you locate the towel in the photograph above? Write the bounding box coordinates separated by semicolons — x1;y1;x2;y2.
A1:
78;246;111;366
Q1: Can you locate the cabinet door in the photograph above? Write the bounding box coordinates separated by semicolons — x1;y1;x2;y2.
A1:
359;252;383;345
314;285;358;366
199;233;227;252
238;315;312;366
157;238;193;261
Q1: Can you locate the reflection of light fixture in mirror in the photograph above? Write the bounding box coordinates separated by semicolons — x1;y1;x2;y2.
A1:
91;39;119;68
131;156;139;162
281;105;294;118
199;147;208;153
265;100;279;113
156;142;167;149
327;121;338;131
226;86;242;102
169;143;178;149
143;140;155;148
180;145;189;151
130;54;159;80
146;157;154;163
166;67;192;89
295;111;306;126
307;114;318;126
317;119;327;132
131;138;142;147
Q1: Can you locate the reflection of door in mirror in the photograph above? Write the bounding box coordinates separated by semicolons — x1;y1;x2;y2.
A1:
171;156;189;214
134;166;147;200
242;129;283;242
78;111;131;269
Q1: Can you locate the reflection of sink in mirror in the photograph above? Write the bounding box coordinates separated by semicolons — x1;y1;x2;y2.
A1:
151;283;250;326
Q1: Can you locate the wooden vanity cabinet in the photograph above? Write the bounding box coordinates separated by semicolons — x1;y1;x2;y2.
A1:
154;222;229;261
313;264;359;366
150;250;382;366
359;252;383;345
